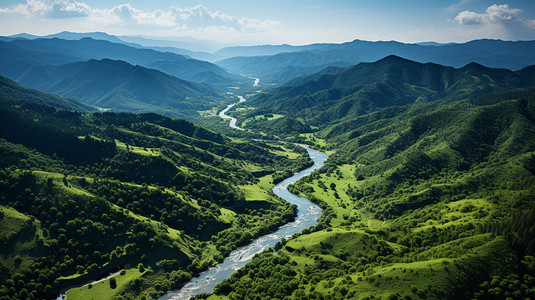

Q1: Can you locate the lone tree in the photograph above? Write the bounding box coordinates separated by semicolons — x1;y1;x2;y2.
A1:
109;277;117;289
330;183;337;190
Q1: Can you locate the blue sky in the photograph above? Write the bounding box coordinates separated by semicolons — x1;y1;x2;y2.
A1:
1;0;534;45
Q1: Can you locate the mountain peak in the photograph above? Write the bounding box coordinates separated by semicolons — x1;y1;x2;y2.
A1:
460;61;487;70
377;55;411;63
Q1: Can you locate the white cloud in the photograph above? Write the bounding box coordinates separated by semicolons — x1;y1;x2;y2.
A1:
0;1;281;33
0;0;90;18
454;11;484;25
486;4;521;23
450;4;535;41
453;4;523;25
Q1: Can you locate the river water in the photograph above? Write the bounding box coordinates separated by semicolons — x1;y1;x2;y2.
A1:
218;96;246;130
159;96;327;300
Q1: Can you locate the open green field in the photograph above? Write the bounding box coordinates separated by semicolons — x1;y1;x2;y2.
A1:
66;268;146;300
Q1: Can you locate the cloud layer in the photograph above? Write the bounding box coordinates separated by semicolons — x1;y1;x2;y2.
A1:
0;0;280;33
454;4;526;26
0;0;90;18
449;4;535;41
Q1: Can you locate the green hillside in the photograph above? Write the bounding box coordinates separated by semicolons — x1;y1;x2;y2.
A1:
0;77;313;299
15;59;223;119
240;56;535;136
205;66;535;298
0;76;96;113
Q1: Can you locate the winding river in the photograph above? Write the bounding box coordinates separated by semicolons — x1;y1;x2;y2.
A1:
218;96;246;130
159;96;327;300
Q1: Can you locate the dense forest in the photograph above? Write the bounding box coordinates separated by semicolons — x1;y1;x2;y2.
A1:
201;65;535;298
233;55;535;138
0;76;313;299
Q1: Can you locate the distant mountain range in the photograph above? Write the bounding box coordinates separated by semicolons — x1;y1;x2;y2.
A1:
0;37;242;85
3;32;535;121
249;55;535;127
15;58;221;118
4;31;224;62
217;39;535;85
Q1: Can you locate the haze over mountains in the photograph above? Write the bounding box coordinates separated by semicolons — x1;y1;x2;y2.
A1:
2;37;240;85
217;39;535;84
2;31;535;120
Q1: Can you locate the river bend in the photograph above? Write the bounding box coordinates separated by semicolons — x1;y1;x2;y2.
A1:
160;97;327;300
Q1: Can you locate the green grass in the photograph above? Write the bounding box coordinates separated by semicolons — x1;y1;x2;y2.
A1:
0;205;30;237
115;140;161;156
238;183;271;202
32;171;95;197
299;164;363;225
197;107;220;117
257;174;274;190
0;205;40;271
65;268;146;300
218;208;237;223
299;132;328;149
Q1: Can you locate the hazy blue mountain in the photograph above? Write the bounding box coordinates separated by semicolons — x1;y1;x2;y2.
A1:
7;33;39;39
43;31;138;46
8;37;242;85
0;40;81;80
16;58;221;118
217;39;535;85
416;41;455;46
8;31;221;62
250;55;535;126
118;34;225;52
137;45;220;62
0;75;96;112
214;44;318;59
10;32;224;52
218;51;352;84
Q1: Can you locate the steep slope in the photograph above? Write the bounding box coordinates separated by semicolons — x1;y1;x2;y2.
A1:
7;37;241;85
0;80;312;299
245;56;535;131
209;87;535;300
16;59;221;118
0;76;95;113
0;40;80;80
216;39;535;85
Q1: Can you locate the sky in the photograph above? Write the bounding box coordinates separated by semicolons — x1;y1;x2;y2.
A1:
1;0;535;46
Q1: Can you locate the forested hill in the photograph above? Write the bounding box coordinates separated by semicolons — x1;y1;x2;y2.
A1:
0;78;313;299
207;82;535;298
245;56;535;130
14;58;222;119
0;76;96;113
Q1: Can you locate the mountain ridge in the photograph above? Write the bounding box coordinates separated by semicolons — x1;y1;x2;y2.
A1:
16;58;221;118
217;39;535;85
4;37;241;85
241;55;535;133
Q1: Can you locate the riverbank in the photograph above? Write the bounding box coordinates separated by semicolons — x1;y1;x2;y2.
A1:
160;144;327;300
159;93;327;299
